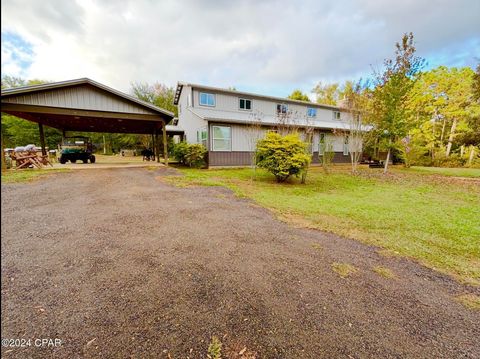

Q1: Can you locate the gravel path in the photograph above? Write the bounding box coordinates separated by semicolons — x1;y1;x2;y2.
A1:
1;168;479;358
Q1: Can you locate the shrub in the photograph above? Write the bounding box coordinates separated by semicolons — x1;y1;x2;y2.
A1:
255;132;311;182
184;144;207;168
172;142;207;168
172;141;189;164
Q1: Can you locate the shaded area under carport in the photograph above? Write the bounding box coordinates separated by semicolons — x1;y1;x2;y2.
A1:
1;78;182;165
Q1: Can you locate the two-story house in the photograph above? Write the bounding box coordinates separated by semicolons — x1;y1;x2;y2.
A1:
173;82;354;167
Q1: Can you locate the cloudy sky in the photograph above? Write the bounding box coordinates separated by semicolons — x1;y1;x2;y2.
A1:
1;0;479;97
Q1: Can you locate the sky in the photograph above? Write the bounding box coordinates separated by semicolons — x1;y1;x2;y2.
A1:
1;0;479;98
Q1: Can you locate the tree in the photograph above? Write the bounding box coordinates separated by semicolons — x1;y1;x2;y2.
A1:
342;80;370;173
312;82;340;105
473;62;480;102
370;32;425;173
131;82;178;117
288;89;311;102
408;66;479;159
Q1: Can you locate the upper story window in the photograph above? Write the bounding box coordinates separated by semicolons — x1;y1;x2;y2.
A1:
333;111;341;120
199;92;215;107
239;98;252;110
277;104;288;114
307;107;317;117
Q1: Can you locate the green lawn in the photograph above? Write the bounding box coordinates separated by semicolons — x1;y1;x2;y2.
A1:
165;165;480;285
1;168;69;183
398;166;480;178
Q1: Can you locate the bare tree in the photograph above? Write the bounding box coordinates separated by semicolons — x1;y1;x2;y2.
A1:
246;109;266;179
342;81;369;174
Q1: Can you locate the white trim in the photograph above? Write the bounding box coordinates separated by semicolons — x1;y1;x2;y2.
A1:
211;125;232;151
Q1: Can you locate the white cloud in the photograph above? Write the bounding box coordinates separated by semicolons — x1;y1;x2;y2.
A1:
1;0;479;96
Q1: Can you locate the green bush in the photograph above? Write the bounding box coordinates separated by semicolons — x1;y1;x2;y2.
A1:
184;144;207;168
433;152;466;168
255;132;311;182
172;142;207;168
172;141;189;164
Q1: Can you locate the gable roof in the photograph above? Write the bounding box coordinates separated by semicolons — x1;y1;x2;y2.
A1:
174;81;342;111
1;77;174;117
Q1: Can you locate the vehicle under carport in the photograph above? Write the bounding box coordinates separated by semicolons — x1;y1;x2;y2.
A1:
1;78;181;166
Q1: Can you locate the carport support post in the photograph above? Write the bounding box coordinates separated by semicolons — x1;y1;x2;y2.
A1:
38;123;47;156
155;130;160;163
162;122;168;167
151;132;156;159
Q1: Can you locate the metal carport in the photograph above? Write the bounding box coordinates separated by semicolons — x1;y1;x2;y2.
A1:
1;78;179;165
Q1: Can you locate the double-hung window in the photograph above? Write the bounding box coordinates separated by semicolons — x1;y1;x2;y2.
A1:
277;104;288;114
197;127;208;147
333;111;341;120
199;92;215;107
239;98;252;110
212;125;231;151
307;107;317;117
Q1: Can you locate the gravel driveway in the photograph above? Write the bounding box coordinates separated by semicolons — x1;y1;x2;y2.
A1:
1;168;479;358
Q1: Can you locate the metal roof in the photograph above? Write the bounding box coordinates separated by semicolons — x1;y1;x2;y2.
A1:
1;78;175;134
174;81;342;110
2;78;175;117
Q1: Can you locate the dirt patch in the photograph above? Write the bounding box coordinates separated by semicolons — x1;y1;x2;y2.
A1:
1;167;479;358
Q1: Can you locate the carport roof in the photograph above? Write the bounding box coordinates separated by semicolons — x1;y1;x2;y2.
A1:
1;78;176;134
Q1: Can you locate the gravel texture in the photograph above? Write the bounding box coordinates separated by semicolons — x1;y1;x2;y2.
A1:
1;168;479;358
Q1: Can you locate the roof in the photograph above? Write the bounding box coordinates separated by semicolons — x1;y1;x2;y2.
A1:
189;108;355;131
1;78;175;134
174;81;342;111
2;77;174;118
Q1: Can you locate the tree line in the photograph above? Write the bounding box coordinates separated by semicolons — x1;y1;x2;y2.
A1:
288;33;480;170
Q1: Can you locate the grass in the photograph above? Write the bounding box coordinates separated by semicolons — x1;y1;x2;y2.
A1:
207;336;222;359
373;266;396;279
455;294;480;310
165;164;480;285
398;166;480;178
1;168;69;183
332;262;358;278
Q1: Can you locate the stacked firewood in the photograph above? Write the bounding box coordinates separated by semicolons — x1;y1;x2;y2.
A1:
12;145;53;169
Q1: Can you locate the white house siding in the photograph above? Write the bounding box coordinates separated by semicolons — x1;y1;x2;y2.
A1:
177;85;357;166
177;85;209;146
191;89;345;126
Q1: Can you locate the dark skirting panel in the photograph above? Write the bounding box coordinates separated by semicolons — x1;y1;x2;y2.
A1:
209;151;351;167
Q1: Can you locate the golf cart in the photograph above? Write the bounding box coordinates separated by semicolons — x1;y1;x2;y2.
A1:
59;136;96;164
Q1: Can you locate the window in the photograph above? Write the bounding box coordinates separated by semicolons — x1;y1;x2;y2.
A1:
319;133;325;155
212;125;231;151
343;135;349;155
199;92;215;107
307;107;317;117
333;111;341;120
277;104;288;114
239;98;252;110
197;127;207;147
